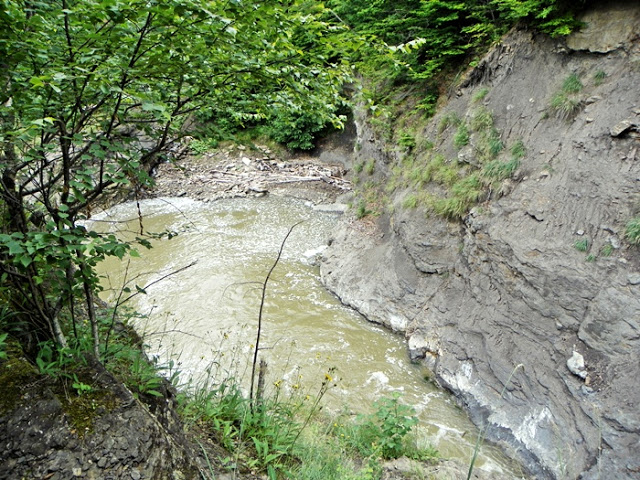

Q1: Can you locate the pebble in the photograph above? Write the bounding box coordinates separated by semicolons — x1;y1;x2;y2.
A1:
567;351;588;379
628;273;640;285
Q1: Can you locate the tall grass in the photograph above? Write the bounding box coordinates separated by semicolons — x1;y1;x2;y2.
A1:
179;362;438;479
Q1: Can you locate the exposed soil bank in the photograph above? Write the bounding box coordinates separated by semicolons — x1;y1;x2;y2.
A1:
320;4;640;479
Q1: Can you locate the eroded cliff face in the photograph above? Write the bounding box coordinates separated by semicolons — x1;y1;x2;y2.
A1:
321;3;640;478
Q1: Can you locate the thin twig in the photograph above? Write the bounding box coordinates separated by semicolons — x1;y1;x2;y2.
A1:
249;221;302;407
118;261;198;306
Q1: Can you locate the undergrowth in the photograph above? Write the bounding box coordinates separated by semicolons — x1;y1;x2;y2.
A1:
178;362;439;479
1;302;439;479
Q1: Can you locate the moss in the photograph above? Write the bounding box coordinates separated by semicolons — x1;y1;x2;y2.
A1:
0;338;120;437
59;388;118;438
0;341;41;414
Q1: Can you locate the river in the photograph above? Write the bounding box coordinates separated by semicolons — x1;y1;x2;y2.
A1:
91;195;517;475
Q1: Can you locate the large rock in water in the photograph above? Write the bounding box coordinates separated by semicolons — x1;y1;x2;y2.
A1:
321;6;640;479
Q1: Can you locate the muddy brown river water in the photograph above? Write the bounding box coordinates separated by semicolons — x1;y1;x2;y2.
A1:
90;195;520;476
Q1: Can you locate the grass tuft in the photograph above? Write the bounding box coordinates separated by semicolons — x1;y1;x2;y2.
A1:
550;73;584;120
625;217;640;245
600;244;614;257
364;159;375;175
482;158;519;181
438;112;461;134
403;194;419;209
472;87;489;103
562;73;583;94
551;94;582;120
355;201;373;219
454;123;470;148
510;140;526;160
574;238;589;252
593;70;607;86
470;107;493;132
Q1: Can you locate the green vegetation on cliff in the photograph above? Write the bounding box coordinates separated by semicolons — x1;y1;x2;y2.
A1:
328;0;587;112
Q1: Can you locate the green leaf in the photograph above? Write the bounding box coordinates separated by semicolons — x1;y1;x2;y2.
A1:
18;255;32;268
7;241;24;255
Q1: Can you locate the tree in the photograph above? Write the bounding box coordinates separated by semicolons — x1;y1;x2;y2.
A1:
326;0;585;83
0;0;352;359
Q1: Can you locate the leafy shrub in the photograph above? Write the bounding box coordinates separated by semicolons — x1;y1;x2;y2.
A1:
329;0;583;85
398;131;417;150
371;394;419;458
265;110;329;150
336;393;420;460
0;333;8;361
415;91;439;117
189;138;218;154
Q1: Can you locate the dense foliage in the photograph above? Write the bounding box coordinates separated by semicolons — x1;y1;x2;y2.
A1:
0;0;351;360
327;0;587;105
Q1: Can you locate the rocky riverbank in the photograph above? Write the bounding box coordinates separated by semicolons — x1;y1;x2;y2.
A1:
320;3;640;479
1;142;511;479
146;142;352;206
